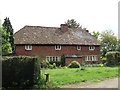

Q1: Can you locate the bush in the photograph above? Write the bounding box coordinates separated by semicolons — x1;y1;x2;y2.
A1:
68;61;80;68
98;64;105;67
53;63;57;69
49;61;61;67
41;60;50;68
62;66;68;69
105;51;120;66
49;64;54;69
2;56;40;89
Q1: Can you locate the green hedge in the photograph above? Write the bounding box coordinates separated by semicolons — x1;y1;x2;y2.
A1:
2;56;40;88
68;61;80;68
105;51;120;66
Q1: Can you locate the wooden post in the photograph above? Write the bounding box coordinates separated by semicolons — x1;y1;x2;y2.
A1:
44;73;49;82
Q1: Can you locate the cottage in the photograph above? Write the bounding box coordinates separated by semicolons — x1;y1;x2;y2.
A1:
14;24;100;65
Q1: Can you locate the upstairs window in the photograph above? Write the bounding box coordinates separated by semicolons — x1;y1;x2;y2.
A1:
25;45;32;50
77;45;81;50
55;45;61;50
89;46;95;50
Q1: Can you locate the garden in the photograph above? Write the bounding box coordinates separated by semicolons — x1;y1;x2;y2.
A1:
2;56;120;89
41;60;119;87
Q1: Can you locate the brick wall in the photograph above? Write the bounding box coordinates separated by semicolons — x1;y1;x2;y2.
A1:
15;45;100;64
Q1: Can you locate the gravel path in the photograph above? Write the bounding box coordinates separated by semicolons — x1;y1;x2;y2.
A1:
62;77;119;88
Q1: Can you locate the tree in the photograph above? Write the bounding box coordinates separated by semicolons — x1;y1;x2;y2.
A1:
65;19;82;28
100;30;118;57
92;31;100;39
0;23;2;56
1;26;12;55
116;40;120;51
2;17;14;52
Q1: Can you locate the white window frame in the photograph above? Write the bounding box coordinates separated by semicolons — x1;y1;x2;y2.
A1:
86;56;98;61
89;46;95;50
55;45;61;50
25;45;32;50
46;56;61;61
77;45;81;50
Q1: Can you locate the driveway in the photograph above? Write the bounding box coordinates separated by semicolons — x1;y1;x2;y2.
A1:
62;77;119;88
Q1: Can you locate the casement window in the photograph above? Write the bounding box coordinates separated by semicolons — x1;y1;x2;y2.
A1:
46;56;61;61
85;56;98;61
55;45;61;50
25;45;32;50
89;46;95;50
77;45;81;50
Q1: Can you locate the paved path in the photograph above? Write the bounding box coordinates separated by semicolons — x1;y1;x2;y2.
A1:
62;77;119;88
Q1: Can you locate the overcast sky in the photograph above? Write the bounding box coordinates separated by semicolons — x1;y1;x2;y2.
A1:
0;0;119;37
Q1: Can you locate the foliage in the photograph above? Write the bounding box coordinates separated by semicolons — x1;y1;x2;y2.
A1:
1;26;12;55
92;31;100;39
83;64;105;67
62;66;68;69
49;61;62;67
53;63;57;69
2;17;14;52
41;60;50;68
45;67;119;85
105;51;120;66
100;30;118;57
65;19;82;28
49;64;54;69
31;75;60;89
68;61;80;68
116;40;120;51
2;56;40;89
61;55;65;66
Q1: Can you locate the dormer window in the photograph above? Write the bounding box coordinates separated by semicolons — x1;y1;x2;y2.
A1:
55;45;61;50
25;45;32;50
89;46;95;50
77;45;81;50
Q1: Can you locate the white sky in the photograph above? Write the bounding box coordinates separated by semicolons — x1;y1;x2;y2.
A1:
0;0;119;37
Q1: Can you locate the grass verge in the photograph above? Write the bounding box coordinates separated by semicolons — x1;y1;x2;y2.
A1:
42;67;119;85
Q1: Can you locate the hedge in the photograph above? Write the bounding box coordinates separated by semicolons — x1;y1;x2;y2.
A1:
105;51;120;66
2;56;40;88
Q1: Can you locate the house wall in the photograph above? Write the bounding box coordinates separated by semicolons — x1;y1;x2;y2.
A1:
15;45;100;65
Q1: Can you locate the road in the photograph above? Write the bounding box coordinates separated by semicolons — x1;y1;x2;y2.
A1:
62;77;119;88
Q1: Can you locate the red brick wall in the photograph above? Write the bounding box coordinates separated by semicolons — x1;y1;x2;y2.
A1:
15;45;100;64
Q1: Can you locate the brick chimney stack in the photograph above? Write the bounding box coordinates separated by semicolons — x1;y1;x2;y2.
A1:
60;24;68;32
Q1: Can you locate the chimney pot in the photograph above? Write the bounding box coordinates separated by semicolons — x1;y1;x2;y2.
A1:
60;24;68;32
86;30;89;32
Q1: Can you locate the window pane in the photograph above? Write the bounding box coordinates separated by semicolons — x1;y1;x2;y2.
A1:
56;57;58;61
50;57;52;61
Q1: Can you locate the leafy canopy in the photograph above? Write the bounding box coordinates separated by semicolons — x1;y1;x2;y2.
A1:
65;19;82;28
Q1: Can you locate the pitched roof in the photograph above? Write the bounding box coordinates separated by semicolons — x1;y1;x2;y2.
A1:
14;25;100;45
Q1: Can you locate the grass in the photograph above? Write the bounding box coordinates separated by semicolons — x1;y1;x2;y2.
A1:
42;67;119;85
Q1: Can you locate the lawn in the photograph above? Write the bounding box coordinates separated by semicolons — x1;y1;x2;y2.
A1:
42;67;119;85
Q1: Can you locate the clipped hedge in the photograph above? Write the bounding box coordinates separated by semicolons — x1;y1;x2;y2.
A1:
2;56;40;88
68;61;80;68
105;51;120;66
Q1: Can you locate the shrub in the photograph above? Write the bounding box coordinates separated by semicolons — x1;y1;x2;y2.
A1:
2;56;40;89
62;66;68;69
53;63;57;69
105;51;120;66
49;64;54;69
41;60;50;68
98;64;105;67
49;61;61;67
68;61;80;68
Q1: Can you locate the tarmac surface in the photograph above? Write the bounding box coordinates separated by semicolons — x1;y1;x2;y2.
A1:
62;77;119;88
